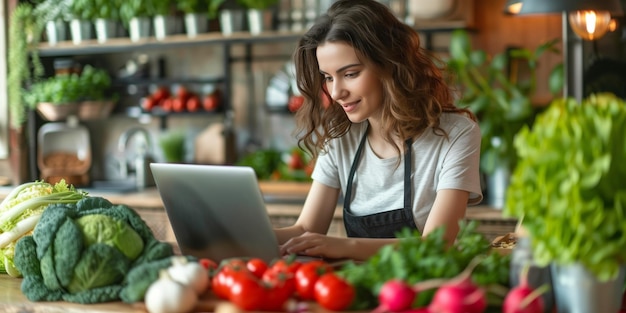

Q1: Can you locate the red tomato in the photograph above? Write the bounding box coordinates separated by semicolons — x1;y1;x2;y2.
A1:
263;276;294;311
152;86;170;103
268;258;302;275
288;95;305;113
228;272;266;311
211;259;249;299
161;97;174;112
295;260;333;300
142;96;155;111
186;95;201;112
172;98;185;112
177;86;190;102
203;93;220;111
199;258;217;271
246;258;268;279
288;151;305;170
314;273;355;311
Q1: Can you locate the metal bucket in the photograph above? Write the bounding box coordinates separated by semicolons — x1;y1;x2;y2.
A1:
69;19;93;45
45;19;68;45
129;17;151;42
247;9;274;35
184;13;209;38
154;15;182;41
551;263;625;313
94;19;119;43
220;9;246;36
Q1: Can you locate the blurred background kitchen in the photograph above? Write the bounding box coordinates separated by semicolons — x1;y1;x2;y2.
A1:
0;0;624;210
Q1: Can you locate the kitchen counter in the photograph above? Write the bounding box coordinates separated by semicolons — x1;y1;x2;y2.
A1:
0;182;517;241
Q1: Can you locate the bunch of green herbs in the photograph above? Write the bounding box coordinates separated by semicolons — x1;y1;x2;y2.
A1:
504;93;626;282
337;221;510;309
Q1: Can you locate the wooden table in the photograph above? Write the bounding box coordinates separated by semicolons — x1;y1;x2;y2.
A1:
0;275;144;312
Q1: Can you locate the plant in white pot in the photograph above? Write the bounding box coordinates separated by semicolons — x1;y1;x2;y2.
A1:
504;93;626;313
178;0;225;37
446;29;562;208
148;0;179;41
70;0;122;43
119;0;152;42
236;0;278;35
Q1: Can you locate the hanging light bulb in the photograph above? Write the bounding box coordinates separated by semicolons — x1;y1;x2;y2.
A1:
504;0;523;15
568;10;612;40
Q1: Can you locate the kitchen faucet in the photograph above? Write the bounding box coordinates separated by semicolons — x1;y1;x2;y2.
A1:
118;127;155;189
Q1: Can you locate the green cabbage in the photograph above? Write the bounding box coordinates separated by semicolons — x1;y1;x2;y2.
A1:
13;196;174;304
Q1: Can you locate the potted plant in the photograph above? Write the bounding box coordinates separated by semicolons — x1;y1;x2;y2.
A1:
119;0;152;41
147;0;179;41
178;0;225;37
446;29;562;207
504;93;626;313
24;65;115;121
69;0;122;43
236;0;278;35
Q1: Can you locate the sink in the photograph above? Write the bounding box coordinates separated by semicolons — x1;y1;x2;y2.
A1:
83;180;139;194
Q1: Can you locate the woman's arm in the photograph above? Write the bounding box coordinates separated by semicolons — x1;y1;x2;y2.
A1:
274;181;341;244
422;189;469;244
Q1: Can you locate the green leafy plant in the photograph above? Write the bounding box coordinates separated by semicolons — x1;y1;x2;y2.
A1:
446;29;563;176
69;0;121;20
236;0;278;10
7;3;44;129
207;0;226;18
13;196;174;303
149;0;175;16
177;0;204;13
338;222;510;309
504;93;626;282
177;0;225;19
24;65;113;106
119;0;151;24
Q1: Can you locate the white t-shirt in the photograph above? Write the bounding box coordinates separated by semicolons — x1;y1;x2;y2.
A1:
311;113;483;233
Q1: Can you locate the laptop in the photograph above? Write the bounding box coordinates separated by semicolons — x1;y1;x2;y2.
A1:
150;163;282;263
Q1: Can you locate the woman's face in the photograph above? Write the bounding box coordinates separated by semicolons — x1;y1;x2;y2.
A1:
317;42;383;123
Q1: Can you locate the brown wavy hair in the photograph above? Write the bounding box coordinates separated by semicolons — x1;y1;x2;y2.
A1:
293;0;475;160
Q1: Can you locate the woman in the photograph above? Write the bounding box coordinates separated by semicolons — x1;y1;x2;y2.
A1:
275;0;483;261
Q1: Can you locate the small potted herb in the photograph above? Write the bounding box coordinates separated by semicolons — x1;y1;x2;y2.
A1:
119;0;152;41
236;0;278;35
178;0;225;37
504;93;626;312
148;0;179;41
68;0;122;43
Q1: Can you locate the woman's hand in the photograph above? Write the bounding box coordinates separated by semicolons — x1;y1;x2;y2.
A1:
279;232;355;260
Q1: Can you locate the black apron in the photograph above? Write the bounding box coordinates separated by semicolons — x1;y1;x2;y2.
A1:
342;129;418;238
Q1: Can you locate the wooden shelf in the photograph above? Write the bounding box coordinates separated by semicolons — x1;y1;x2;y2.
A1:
37;31;305;56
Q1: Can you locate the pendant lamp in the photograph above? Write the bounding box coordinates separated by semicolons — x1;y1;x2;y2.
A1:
516;0;623;40
503;0;522;15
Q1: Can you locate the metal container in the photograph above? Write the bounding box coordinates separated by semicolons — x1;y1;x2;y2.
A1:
69;19;93;45
184;13;210;38
220;9;246;36
129;17;151;42
551;263;625;313
45;19;68;45
247;9;274;35
94;19;119;43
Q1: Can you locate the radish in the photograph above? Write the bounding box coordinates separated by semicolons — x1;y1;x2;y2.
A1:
373;279;417;313
502;265;548;313
418;256;488;313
